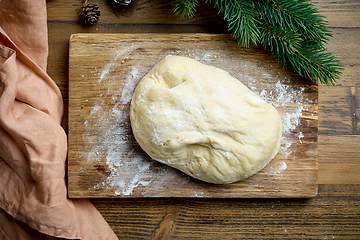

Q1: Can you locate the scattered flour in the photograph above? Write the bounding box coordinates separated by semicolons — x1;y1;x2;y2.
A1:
265;161;288;179
98;45;137;83
121;67;139;104
83;46;161;196
257;80;307;158
82;47;312;195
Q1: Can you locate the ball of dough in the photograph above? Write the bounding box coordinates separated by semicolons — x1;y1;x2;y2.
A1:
130;55;282;184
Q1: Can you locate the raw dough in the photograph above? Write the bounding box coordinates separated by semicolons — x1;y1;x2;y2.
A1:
130;55;282;184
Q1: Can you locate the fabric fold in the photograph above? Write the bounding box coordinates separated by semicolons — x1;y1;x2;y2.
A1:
0;0;117;239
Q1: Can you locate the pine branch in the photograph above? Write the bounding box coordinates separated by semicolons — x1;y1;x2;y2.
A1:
261;28;342;85
171;0;343;85
260;25;302;56
257;0;332;44
257;0;342;85
288;44;343;85
173;0;199;18
208;0;261;47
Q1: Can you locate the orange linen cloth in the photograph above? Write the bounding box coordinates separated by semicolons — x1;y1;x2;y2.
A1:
0;0;117;239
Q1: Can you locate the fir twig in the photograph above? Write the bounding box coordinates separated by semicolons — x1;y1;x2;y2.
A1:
173;0;199;18
288;44;343;85
171;0;343;85
257;0;332;44
209;0;260;47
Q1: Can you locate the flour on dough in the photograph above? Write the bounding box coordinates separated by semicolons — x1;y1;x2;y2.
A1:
130;55;282;184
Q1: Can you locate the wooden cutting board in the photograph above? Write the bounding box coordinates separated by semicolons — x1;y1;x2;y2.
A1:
68;33;318;198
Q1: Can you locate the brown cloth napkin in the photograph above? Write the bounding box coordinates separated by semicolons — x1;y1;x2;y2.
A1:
0;0;117;239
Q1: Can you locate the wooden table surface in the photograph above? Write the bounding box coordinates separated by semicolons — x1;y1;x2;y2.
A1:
47;0;360;238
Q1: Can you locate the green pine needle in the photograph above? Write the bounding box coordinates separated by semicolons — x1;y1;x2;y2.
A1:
209;0;260;47
288;45;343;85
261;25;302;56
172;0;343;85
173;0;199;18
258;0;332;43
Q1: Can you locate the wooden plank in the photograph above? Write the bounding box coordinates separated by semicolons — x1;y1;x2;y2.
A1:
355;87;360;132
91;184;360;239
46;0;225;25
318;135;360;184
46;0;360;28
318;86;360;135
313;0;360;28
68;33;318;198
326;28;360;87
318;86;353;135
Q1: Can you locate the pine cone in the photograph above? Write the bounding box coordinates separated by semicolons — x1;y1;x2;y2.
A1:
79;1;101;25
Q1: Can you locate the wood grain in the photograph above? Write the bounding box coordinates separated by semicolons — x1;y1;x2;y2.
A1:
319;135;360;184
46;0;225;24
326;28;360;87
68;33;318;198
46;0;360;27
318;86;353;135
91;184;360;239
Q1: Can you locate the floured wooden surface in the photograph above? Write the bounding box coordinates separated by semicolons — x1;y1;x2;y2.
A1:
68;33;318;198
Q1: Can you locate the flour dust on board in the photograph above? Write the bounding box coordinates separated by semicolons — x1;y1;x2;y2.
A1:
82;47;312;196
